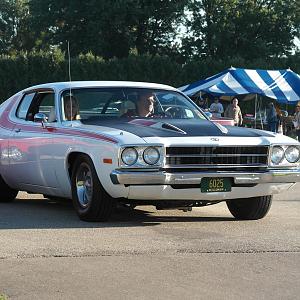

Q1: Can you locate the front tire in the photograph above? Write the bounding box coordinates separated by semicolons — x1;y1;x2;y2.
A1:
0;176;18;202
226;196;272;220
71;154;115;221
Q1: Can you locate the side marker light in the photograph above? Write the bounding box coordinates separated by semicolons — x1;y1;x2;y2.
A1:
103;158;113;164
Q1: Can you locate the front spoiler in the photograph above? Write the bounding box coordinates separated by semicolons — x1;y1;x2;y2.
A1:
110;169;300;185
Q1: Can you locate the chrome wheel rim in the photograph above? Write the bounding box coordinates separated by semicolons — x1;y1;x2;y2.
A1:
76;163;93;208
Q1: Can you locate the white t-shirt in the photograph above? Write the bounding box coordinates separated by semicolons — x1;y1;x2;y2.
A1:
209;102;224;117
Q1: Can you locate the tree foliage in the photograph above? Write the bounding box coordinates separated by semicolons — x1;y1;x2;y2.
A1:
183;0;300;60
28;0;188;59
0;0;34;53
0;0;299;60
0;50;299;102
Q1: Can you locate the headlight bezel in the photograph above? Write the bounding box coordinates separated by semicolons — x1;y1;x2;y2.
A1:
269;144;300;166
285;146;300;163
143;147;160;165
121;147;138;166
119;145;164;168
270;145;285;165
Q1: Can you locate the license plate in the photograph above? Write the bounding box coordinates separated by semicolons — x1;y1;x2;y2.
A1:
201;177;231;193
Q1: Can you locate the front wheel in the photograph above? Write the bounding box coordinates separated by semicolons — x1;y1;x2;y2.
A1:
0;176;18;202
71;154;115;221
226;195;272;220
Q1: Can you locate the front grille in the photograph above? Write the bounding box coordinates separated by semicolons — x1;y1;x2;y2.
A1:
165;146;269;168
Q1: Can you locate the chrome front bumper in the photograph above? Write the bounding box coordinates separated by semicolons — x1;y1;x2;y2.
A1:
110;169;300;185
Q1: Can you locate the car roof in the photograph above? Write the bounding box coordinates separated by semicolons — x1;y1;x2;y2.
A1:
23;81;178;93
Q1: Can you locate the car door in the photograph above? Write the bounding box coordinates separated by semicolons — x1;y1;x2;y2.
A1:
8;90;59;190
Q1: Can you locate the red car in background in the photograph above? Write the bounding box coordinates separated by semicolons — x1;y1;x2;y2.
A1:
203;111;235;126
211;116;235;126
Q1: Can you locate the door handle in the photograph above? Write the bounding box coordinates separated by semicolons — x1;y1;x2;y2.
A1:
14;128;21;133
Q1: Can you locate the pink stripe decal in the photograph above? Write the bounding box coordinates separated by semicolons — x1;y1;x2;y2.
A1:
0;97;118;144
129;119;157;126
0;96;19;130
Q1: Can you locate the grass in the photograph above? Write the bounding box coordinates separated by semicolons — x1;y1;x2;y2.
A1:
0;294;8;300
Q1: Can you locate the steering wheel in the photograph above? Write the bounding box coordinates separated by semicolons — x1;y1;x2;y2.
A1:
165;106;184;118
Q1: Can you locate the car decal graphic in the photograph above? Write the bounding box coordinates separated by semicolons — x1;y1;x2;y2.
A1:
82;118;275;138
0;97;118;144
128;119;157;126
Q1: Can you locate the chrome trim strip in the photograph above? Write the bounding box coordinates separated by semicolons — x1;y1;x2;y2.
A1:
165;154;268;158
110;169;300;185
165;144;270;148
163;164;268;169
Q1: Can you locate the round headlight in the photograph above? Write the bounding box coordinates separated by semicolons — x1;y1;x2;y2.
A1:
271;146;284;164
121;147;138;166
285;146;300;163
143;147;160;165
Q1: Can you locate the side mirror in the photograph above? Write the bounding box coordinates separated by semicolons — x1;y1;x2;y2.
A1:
34;112;48;124
204;111;212;119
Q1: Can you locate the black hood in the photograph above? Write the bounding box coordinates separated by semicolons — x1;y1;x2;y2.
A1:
82;118;274;138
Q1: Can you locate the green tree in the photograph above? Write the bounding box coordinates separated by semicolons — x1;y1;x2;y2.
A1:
183;0;300;60
28;0;188;59
130;0;187;57
0;0;33;53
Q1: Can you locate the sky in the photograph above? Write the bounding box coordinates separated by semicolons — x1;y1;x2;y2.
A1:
294;37;300;51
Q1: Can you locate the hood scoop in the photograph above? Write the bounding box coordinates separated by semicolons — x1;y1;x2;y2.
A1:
213;122;228;134
161;122;187;135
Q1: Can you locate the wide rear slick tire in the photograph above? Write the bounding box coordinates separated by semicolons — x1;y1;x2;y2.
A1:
0;176;18;202
226;195;272;220
71;154;115;222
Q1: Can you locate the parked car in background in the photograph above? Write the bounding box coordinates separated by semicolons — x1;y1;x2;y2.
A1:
203;111;235;126
0;81;300;221
211;116;235;126
243;114;268;129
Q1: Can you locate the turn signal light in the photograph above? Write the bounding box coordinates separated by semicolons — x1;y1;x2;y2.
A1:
103;158;113;164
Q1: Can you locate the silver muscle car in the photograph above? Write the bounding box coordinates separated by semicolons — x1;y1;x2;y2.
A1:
0;81;299;221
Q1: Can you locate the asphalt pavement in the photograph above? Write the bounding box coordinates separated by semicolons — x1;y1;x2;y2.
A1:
0;184;299;300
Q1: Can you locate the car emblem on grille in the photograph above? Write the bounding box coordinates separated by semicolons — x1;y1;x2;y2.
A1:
211;138;219;141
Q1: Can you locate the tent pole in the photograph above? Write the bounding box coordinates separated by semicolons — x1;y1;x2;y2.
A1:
254;94;257;128
259;97;263;129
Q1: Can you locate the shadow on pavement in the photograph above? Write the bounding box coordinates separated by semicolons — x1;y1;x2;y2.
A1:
0;196;235;230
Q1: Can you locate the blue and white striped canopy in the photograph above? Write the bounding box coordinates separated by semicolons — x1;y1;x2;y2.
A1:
179;67;300;103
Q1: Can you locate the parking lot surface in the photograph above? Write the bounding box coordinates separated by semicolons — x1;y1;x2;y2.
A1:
0;185;299;299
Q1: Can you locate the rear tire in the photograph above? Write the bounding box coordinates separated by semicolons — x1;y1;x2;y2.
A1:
71;154;115;221
226;195;272;220
0;176;18;202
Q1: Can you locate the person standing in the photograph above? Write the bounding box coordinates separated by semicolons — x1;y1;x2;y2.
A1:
293;104;300;141
266;102;278;133
224;97;243;126
209;97;224;117
197;98;208;111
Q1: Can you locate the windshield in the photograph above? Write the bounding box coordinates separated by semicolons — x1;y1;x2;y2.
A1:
61;88;206;121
